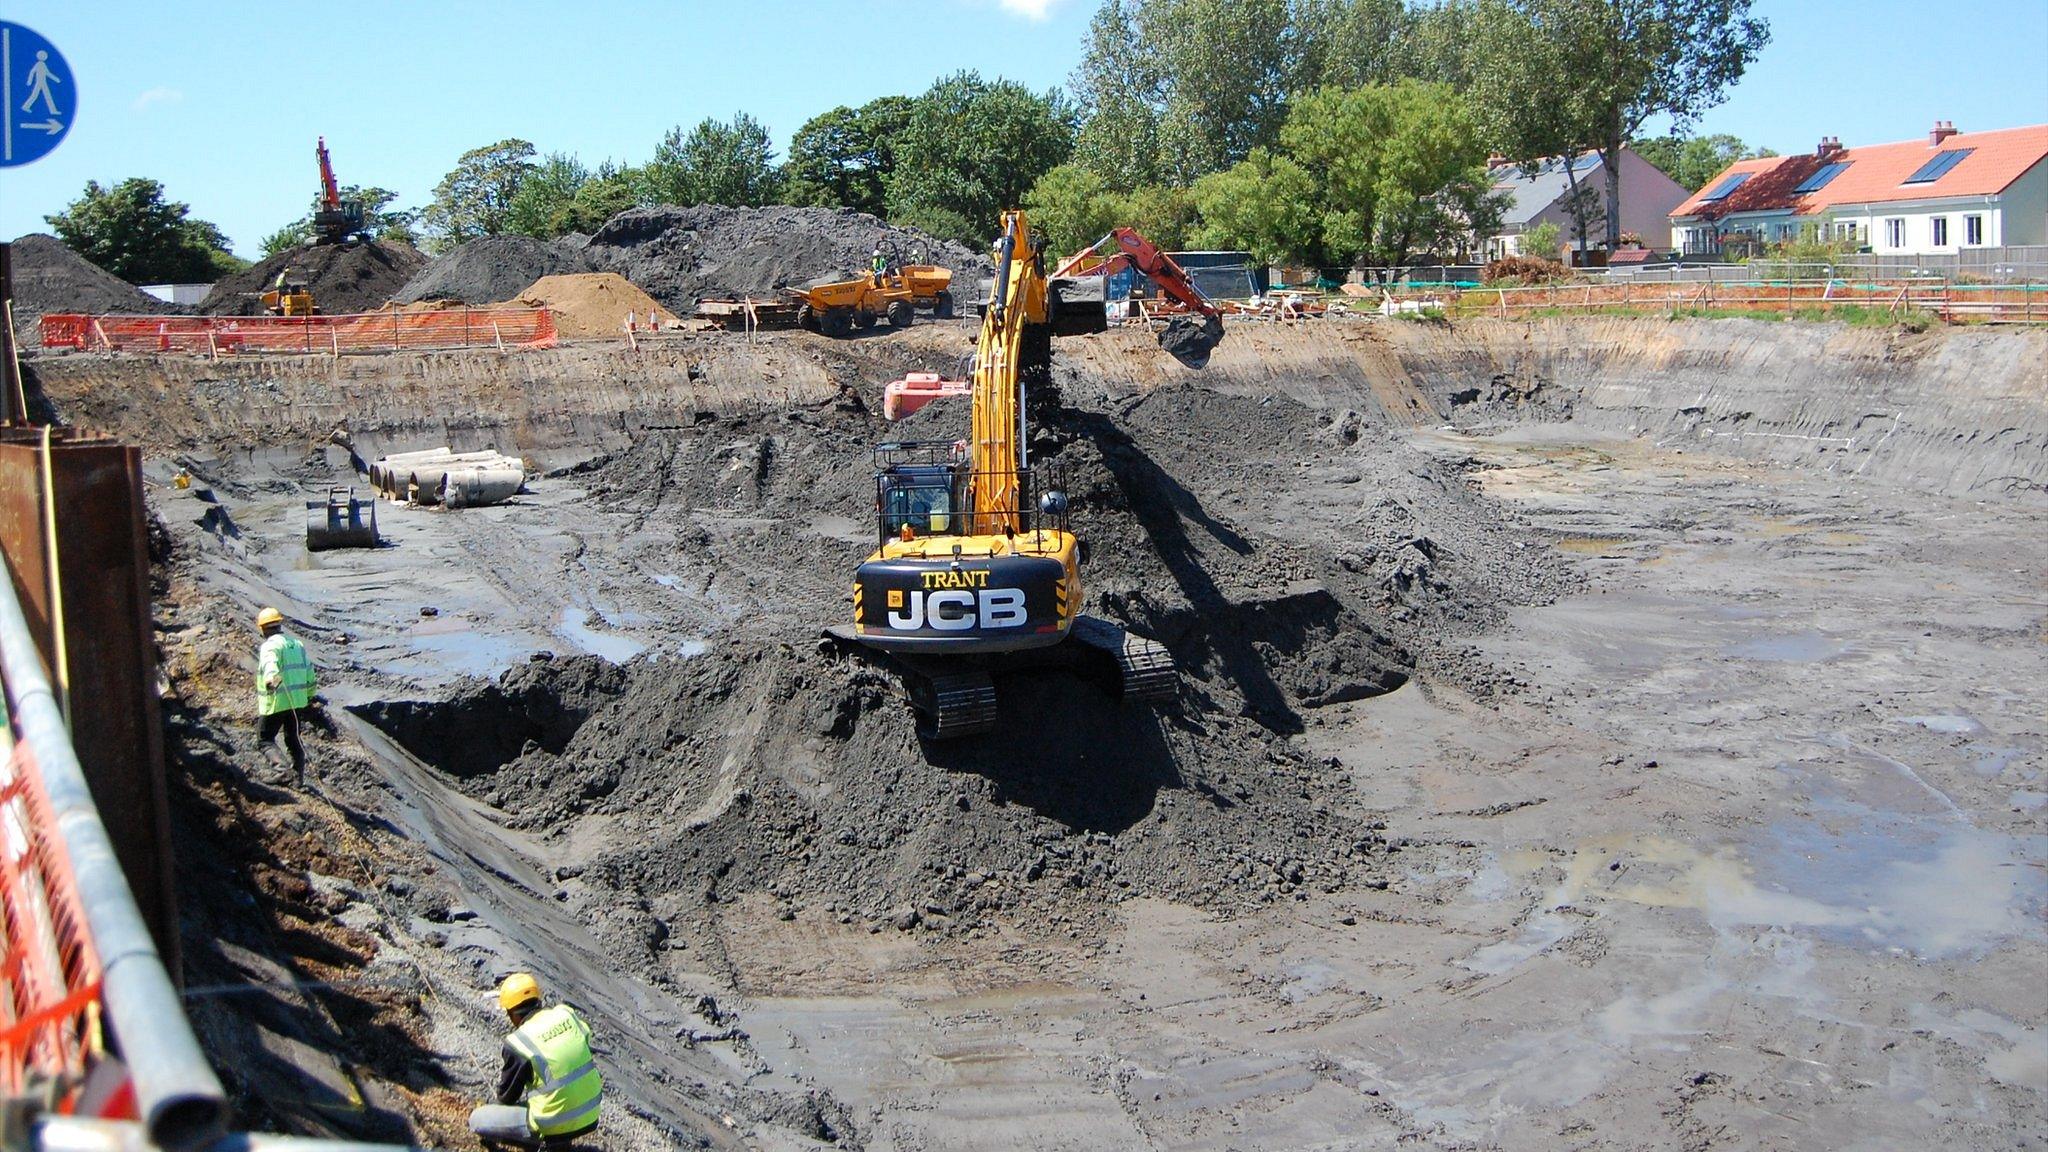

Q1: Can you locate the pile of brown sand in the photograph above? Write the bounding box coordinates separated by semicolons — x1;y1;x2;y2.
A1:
510;272;675;339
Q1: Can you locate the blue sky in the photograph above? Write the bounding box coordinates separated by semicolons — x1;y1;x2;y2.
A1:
3;0;2044;259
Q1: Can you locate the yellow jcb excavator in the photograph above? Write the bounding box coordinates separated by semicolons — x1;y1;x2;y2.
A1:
823;210;1224;738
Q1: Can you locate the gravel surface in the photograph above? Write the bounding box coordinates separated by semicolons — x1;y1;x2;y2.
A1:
390;235;592;306
579;204;985;311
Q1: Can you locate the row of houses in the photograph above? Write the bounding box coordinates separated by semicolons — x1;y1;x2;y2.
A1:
1668;122;2047;258
1482;122;2048;262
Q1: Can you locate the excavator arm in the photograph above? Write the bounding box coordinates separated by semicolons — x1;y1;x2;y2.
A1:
317;137;342;211
1054;227;1225;365
1055;227;1221;321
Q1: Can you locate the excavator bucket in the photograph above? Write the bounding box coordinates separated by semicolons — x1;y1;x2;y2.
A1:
305;487;379;551
1158;314;1224;368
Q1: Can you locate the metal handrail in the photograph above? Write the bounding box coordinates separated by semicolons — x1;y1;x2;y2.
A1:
0;560;228;1150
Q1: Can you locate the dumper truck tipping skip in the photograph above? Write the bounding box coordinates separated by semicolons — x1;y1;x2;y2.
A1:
824;211;1224;738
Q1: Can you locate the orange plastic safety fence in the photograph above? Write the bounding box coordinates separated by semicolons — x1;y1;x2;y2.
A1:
0;735;110;1104
40;307;559;354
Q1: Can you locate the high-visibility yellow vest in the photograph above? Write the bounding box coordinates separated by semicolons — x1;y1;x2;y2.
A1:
256;634;315;716
507;1004;602;1137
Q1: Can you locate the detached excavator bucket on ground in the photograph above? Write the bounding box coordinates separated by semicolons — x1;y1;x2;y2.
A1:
305;487;379;551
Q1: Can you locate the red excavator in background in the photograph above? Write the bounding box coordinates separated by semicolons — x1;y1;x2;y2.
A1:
885;225;1224;420
1052;226;1226;362
311;137;368;246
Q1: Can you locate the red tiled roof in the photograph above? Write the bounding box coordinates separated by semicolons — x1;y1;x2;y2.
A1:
1672;154;1818;221
1672;124;2048;221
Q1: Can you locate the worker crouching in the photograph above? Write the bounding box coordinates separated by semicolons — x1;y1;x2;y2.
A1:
470;973;604;1148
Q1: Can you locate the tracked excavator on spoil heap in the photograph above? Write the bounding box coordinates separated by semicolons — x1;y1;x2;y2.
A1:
822;210;1224;738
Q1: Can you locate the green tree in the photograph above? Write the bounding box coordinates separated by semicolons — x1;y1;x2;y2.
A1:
565;163;642;233
641;113;779;207
505;153;590;238
46;178;243;283
1071;0;1308;188
1631;132;1775;191
1192;148;1326;266
422;139;537;252
1195;82;1500;273
887;71;1077;245
1469;0;1769;248
1299;0;1420;88
1121;184;1199;250
783;97;913;215
1023;164;1126;258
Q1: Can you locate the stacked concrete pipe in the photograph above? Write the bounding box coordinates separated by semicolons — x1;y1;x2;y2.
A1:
370;448;528;507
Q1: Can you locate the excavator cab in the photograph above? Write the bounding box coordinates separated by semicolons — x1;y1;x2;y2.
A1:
877;460;962;539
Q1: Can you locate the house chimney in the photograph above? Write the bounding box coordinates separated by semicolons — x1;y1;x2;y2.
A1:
1931;120;1957;145
1816;136;1843;160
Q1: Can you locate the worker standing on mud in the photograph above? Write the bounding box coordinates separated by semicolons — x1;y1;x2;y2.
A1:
470;973;604;1148
254;607;315;783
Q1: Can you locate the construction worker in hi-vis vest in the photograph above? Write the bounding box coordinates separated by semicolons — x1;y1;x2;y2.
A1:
254;607;315;782
469;973;603;1147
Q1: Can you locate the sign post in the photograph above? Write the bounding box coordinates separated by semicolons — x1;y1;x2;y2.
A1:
1;20;75;168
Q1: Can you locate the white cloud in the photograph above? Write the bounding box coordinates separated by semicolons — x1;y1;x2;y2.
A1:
997;0;1058;19
132;87;183;113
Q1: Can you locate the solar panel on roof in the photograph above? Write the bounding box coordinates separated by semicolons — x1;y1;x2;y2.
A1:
1793;162;1850;193
1903;148;1974;184
1700;172;1752;201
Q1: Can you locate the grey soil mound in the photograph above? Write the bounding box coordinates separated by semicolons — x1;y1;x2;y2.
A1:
389;235;591;306
7;233;171;340
579;204;985;312
199;240;428;316
358;386;1572;978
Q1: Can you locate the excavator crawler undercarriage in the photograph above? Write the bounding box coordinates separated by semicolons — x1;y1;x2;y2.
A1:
822;617;1177;740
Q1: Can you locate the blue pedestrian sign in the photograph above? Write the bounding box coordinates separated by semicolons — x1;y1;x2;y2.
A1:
1;21;74;168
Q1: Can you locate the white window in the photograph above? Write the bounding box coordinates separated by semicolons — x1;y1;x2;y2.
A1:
1965;214;1984;245
1931;217;1949;246
1885;218;1905;248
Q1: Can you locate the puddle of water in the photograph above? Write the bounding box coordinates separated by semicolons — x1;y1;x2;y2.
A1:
1551;536;1631;556
1899;714;1985;735
400;626;528;678
557;605;646;663
1462;911;1574;976
651;573;680;588
1722;631;1845;662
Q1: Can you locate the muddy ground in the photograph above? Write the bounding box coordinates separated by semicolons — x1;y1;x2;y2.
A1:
38;317;2044;1149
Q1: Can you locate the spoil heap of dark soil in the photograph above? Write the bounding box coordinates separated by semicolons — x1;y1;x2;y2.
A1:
579;204;984;311
389;235;591;306
361;384;1572;980
7;233;170;339
199;240;427;316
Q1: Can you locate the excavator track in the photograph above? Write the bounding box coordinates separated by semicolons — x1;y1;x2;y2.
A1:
917;671;999;740
1069;615;1177;703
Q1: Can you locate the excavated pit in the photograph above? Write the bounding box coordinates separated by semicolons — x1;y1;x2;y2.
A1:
31;316;2046;1149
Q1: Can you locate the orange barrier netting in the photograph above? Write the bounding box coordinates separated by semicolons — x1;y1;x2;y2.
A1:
0;732;116;1111
40;307;559;354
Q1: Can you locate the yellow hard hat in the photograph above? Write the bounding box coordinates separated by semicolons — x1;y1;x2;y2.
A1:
255;607;285;629
498;972;542;1013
